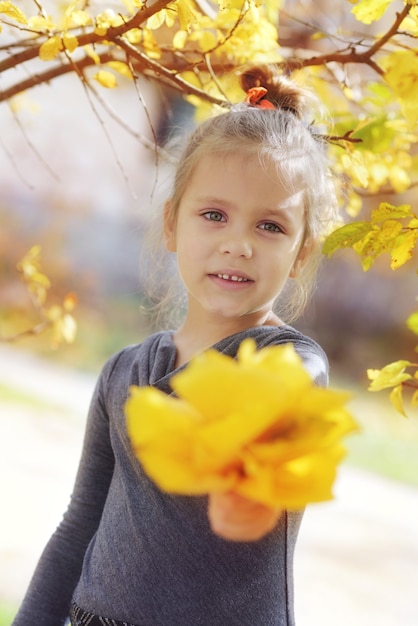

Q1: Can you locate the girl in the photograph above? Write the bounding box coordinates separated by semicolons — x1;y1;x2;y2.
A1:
12;65;338;626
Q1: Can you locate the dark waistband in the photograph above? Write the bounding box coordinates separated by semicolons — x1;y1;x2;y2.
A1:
70;602;141;626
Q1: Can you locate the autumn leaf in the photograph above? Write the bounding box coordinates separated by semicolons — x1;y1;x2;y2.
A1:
0;1;27;25
126;340;357;509
39;36;63;61
406;312;418;335
389;385;407;417
390;229;418;269
367;360;413;391
368;360;418;417
370;203;414;223
351;0;392;25
93;70;117;88
323;202;418;271
322;222;373;258
63;34;78;54
107;61;133;80
380;50;418;125
16;245;51;305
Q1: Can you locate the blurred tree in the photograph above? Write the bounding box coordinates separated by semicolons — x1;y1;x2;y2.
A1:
0;0;417;411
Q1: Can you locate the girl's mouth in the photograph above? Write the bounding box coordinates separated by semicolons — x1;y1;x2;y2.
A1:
216;274;250;283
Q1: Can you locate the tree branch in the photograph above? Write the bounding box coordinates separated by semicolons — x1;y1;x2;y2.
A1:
0;0;172;74
281;3;412;76
0;52;116;102
115;37;229;108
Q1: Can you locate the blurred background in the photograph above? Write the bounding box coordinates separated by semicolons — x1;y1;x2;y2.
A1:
1;0;417;624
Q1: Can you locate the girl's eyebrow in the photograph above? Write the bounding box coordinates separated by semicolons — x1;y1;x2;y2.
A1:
195;196;300;212
194;195;231;207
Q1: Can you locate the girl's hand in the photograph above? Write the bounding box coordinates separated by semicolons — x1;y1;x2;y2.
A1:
208;491;282;542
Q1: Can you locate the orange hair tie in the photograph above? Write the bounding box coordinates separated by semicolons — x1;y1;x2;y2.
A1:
244;86;275;110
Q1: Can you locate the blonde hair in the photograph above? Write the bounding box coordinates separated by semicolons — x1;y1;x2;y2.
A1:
148;65;339;326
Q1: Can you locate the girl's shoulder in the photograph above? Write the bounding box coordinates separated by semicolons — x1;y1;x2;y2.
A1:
99;330;177;390
215;325;329;387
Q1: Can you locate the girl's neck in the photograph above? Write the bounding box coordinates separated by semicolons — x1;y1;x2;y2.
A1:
172;310;283;368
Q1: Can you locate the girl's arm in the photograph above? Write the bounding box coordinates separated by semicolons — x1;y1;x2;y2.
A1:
208;492;282;542
11;361;116;626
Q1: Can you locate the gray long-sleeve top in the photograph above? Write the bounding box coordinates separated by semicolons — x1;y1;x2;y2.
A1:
12;326;328;626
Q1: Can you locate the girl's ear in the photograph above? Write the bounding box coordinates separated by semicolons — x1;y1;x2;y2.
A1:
163;200;177;252
290;238;313;278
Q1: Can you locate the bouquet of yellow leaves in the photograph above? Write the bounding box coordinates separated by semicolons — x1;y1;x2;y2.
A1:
126;340;358;509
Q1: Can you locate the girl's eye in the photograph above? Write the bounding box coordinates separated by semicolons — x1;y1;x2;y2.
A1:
259;222;283;233
203;211;225;222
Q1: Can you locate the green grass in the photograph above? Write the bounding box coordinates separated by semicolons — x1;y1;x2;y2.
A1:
343;386;418;486
0;383;65;413
0;602;17;625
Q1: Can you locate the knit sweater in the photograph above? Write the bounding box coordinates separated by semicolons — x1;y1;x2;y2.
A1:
12;326;328;626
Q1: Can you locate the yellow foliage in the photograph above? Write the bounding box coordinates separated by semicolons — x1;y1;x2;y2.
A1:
126;339;357;509
12;247;77;347
142;29;162;59
368;360;413;391
407;312;418;335
28;15;55;31
380;50;418;125
65;8;92;28
351;0;393;25
323;202;417;271
17;245;51;306
368;360;417;417
39;36;64;61
93;70;118;88
0;1;27;25
107;61;133;80
95;9;125;35
63;33;78;54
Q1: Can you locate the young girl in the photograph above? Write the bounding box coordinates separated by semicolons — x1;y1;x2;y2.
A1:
12;65;338;626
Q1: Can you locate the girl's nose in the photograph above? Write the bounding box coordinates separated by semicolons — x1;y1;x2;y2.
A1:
219;235;253;258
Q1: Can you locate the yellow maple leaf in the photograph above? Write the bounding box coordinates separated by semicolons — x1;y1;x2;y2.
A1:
0;1;27;24
126;339;357;509
351;0;392;25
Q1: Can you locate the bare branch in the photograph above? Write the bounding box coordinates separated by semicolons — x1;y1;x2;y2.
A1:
0;52;116;102
281;3;412;76
0;0;172;74
115;37;229;108
0;321;50;343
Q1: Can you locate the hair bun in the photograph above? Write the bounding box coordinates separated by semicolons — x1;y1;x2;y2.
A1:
239;65;307;119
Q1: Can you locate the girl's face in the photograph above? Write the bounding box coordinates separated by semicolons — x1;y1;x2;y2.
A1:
164;152;309;329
